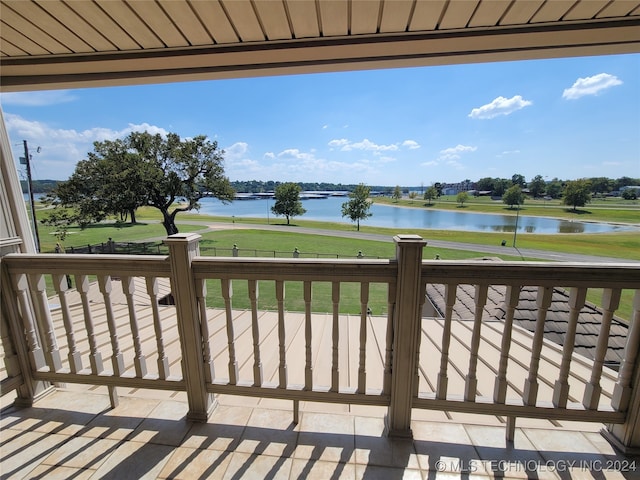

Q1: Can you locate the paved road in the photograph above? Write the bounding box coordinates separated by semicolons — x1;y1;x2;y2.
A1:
172;220;639;264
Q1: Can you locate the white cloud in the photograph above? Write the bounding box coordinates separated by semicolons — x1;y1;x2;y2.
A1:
229;158;260;168
224;142;249;158
4;113;170;179
277;148;317;161
328;138;349;148
468;95;532;119
439;144;477;160
0;90;77;107
445;160;464;170
329;138;420;153
422;144;476;168
348;139;398;152
225;144;395;183
562;73;622;100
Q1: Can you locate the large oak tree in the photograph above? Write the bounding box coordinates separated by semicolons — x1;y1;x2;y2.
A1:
44;131;234;236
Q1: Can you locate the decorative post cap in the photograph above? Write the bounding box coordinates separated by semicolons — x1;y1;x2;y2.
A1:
393;234;427;246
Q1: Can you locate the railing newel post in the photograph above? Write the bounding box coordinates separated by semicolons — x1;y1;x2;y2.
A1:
386;234;427;438
164;233;215;422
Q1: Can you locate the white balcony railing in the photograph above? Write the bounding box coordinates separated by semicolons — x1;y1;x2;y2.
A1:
1;233;639;452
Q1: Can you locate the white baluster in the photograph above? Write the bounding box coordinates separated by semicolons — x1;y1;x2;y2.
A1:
52;274;82;373
383;282;396;394
147;277;170;380
494;285;521;404
98;276;125;376
331;281;340;392
583;288;621;409
414;279;427;398
523;286;553;406
465;284;488;401
553;287;587;407
304;281;313;390
75;275;104;374
437;284;457;400
28;274;62;372
121;277;148;377
221;278;238;384
276;280;287;389
612;290;640;411
358;282;369;393
195;278;213;383
248;279;263;387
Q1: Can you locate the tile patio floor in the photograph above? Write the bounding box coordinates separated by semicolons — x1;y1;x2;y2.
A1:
2;388;639;479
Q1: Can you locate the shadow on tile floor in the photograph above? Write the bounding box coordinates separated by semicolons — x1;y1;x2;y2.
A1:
1;392;639;479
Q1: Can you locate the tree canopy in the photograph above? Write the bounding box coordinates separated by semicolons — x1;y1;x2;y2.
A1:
528;175;546;198
341;184;372;231
43;131;234;236
424;186;438;205
562;179;592;211
392;185;402;202
456;191;470;207
503;185;525;209
271;182;306;225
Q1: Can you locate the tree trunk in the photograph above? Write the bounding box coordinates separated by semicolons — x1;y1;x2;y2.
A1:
160;208;180;236
130;209;137;224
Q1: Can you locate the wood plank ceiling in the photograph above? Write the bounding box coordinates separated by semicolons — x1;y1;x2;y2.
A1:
1;0;639;91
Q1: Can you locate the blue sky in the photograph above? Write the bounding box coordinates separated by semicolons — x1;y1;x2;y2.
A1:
1;53;638;186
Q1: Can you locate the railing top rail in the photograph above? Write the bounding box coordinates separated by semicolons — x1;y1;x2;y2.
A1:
2;253;171;277
421;260;640;288
192;256;397;282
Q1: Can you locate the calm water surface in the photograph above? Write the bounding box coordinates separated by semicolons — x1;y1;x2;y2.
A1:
196;196;636;234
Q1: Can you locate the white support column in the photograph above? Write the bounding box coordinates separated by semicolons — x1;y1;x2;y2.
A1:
164;233;215;422
386;234;427;438
0;107;52;405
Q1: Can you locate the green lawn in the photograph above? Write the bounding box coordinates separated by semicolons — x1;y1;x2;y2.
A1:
36;216;203;253
197;229;527;261
203;278;392;316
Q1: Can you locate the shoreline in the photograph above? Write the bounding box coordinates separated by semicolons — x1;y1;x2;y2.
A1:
371;198;640;229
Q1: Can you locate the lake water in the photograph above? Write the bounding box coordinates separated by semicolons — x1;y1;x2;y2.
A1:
195;196;636;234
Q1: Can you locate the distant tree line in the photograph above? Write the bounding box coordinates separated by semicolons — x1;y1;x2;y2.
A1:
229;180;392;194
21;179;59;193
472;175;639;199
26;176;637;198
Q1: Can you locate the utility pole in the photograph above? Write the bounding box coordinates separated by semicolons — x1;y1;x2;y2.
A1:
22;140;40;252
